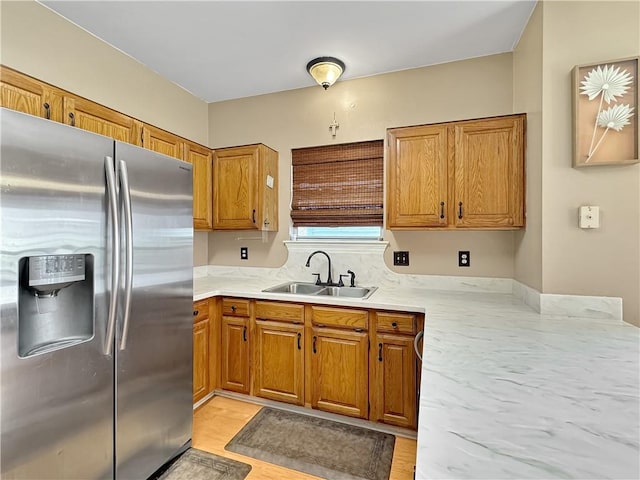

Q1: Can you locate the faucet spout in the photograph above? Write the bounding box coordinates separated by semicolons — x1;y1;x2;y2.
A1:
305;250;334;286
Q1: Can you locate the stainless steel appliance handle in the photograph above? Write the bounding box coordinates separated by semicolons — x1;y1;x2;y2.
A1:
118;159;134;350
413;330;424;362
104;156;120;355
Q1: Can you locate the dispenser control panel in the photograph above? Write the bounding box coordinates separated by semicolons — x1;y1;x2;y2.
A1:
28;254;86;287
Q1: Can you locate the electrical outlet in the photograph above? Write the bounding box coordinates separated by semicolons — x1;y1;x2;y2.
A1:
240;247;248;260
393;251;410;266
458;251;470;267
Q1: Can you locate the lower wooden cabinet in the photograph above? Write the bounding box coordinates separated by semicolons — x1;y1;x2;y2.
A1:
214;297;421;429
193;299;210;403
254;320;304;405
372;333;416;428
310;327;369;419
221;316;250;394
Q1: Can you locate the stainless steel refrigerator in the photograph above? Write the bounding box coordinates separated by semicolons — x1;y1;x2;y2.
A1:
0;108;194;479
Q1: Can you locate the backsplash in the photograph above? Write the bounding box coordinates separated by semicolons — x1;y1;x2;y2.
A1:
196;240;624;322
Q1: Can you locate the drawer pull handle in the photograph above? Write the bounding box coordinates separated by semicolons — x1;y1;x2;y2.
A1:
252;209;256;224
391;322;398;328
68;112;75;126
378;343;383;362
43;102;51;119
458;202;463;219
231;305;236;313
297;332;301;350
354;328;363;333
440;201;445;219
312;336;317;354
243;325;247;342
193;310;199;316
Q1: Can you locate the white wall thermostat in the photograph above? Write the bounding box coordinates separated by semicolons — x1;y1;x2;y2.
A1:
579;206;600;229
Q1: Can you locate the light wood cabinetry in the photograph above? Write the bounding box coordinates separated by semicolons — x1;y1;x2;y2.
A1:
142;124;184;159
371;311;422;429
1;67;63;121
386;114;525;230
193;299;210;404
63;95;142;145
309;306;369;419
386;124;449;228
212;144;278;231
253;301;304;405
183;141;213;230
221;298;251;394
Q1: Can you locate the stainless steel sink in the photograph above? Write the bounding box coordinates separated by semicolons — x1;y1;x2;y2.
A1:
262;281;377;299
315;286;376;298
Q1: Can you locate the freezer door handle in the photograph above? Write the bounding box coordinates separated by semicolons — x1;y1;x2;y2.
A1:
104;156;120;355
118;159;134;351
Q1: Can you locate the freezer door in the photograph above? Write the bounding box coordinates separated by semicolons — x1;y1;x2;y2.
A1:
0;109;115;479
114;142;193;479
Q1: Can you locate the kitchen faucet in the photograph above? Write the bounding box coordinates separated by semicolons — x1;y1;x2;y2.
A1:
305;250;334;286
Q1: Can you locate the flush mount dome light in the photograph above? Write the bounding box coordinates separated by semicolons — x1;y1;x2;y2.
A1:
306;57;345;90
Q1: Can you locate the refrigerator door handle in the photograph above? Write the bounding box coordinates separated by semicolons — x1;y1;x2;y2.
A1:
118;159;134;351
104;156;120;356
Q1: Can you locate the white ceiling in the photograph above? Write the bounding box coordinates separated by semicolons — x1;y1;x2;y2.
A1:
41;1;537;103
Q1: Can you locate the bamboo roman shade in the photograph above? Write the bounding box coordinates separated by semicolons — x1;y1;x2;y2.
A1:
291;140;384;226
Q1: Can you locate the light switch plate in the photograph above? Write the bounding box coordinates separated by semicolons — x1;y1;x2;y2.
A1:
266;175;274;189
579;206;600;229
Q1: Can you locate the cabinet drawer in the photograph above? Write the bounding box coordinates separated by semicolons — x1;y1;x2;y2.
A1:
222;298;250;317
193;300;209;323
376;312;416;335
310;306;368;331
255;301;304;323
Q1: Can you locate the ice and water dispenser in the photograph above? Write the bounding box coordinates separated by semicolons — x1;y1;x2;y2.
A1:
18;254;94;357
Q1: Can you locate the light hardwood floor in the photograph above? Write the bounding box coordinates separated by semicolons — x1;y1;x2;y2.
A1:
192;396;417;480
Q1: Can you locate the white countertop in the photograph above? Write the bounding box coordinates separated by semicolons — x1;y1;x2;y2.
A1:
194;274;640;479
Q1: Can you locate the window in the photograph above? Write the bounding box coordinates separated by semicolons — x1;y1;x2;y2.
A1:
291;140;384;238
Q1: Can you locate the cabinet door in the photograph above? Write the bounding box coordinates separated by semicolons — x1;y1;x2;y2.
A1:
213;146;258;230
453;115;525;228
254;320;304;405
63;95;142;145
1;67;62;122
311;327;368;419
221;316;250;394
193;318;210;403
142;124;184;159
387;124;449;228
372;333;416;429
184;142;213;230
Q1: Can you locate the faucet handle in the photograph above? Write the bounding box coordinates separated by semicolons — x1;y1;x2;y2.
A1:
338;274;350;287
311;273;322;285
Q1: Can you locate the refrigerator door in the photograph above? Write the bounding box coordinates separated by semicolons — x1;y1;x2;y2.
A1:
114;142;193;479
0;109;115;479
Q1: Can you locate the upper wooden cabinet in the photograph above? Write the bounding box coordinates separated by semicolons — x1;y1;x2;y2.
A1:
63;95;142;146
1;67;62;122
213;144;278;231
387;114;525;230
183;141;213;230
142;124;184;160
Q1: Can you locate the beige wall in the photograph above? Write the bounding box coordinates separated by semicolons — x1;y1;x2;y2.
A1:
208;54;516;277
540;1;639;325
1;0;211;265
513;2;544;292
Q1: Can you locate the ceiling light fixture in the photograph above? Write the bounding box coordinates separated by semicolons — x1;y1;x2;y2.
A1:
306;57;346;90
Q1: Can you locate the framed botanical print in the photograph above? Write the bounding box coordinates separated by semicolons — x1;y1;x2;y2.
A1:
572;57;638;167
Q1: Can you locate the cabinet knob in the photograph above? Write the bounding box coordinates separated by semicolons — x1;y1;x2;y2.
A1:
68;112;75;127
193;310;199;316
391;322;398;328
43;103;51;120
231;305;236;312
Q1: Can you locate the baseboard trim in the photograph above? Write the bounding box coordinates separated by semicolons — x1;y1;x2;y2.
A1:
211;390;417;440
